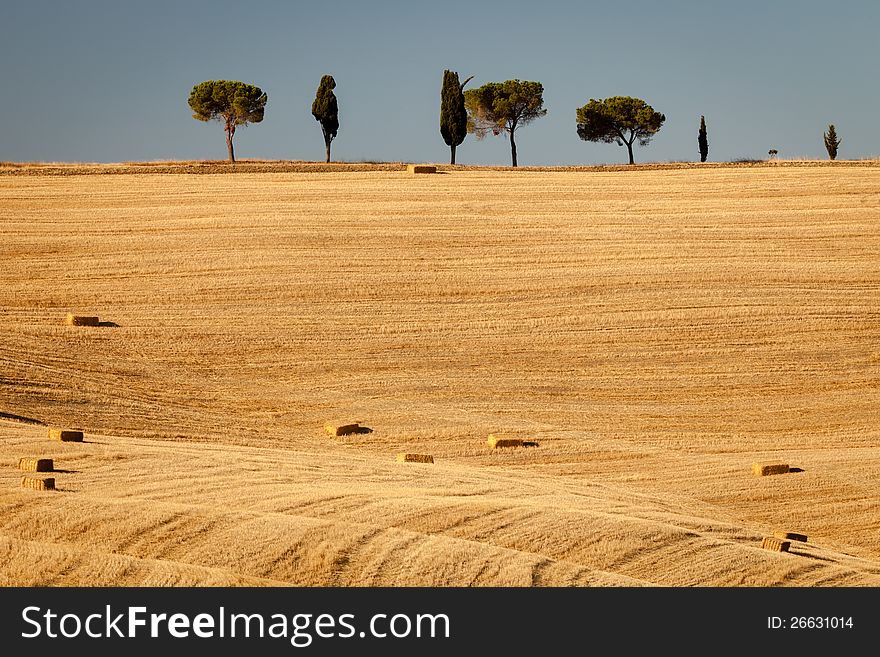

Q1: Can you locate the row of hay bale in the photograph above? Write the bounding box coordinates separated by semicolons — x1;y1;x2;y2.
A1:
22;314;105;489
17;427;84;492
324;422;539;467
324;422;435;464
750;461;811;554
21;314;98;490
328;425;807;556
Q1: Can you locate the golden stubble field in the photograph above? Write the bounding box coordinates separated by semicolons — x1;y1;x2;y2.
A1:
1;163;879;586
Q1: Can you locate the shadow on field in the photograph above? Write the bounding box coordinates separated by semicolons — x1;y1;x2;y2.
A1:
0;411;44;425
790;550;835;563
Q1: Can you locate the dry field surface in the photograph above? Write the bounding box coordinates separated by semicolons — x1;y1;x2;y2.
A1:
1;164;879;586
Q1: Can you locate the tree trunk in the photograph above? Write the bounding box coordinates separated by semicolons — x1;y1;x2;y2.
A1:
626;140;634;165
509;130;517;167
226;126;235;164
325;137;331;163
450;143;456;165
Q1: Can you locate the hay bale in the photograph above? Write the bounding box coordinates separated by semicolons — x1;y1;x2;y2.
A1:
761;536;791;552
21;476;55;491
324;422;360;437
48;428;84;442
773;530;808;543
396;453;434;464
487;434;523;449
407;164;437;174
18;458;53;472
64;313;99;326
752;462;789;476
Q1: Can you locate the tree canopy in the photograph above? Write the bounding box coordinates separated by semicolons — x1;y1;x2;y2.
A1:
439;70;472;165
464;79;546;167
575;96;665;164
698;115;708;163
188;80;267;163
312;75;339;163
823;124;840;160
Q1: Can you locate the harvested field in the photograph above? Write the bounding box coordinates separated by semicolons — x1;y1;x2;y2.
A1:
1;164;879;586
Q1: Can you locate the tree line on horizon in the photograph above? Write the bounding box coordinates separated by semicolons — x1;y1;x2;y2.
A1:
186;75;844;166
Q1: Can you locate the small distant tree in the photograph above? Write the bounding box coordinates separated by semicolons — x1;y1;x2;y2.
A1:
575;96;665;164
823;124;841;160
698;115;708;163
464;79;547;167
188;80;267;163
439;70;473;165
768;149;778;158
312;75;339;163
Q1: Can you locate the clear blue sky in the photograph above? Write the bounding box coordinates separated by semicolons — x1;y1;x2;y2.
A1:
1;0;877;165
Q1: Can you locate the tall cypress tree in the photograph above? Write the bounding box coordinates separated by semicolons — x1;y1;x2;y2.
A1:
698;115;708;163
312;75;339;163
823;124;841;160
439;70;472;165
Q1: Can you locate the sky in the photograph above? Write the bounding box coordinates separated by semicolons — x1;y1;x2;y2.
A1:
1;0;878;166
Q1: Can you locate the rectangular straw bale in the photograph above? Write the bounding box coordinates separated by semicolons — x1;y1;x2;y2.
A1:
487;434;523;449
761;536;790;552
18;458;53;472
396;453;434;464
64;313;99;326
48;428;84;442
407;164;436;174
752;462;789;476
773;530;808;543
21;476;55;491
324;422;360;437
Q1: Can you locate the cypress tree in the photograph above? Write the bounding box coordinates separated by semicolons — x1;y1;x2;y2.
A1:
312;75;339;163
440;70;472;165
698;115;708;163
823;124;840;160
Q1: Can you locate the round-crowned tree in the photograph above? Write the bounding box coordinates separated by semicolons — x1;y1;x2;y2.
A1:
188;80;267;163
464;79;546;167
575;96;665;164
